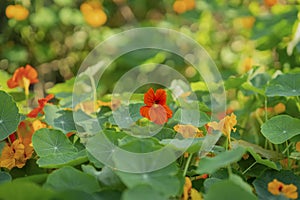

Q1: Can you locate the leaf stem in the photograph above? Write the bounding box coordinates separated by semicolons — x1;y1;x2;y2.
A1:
264;97;268;122
183;153;193;177
282;142;293;154
242;161;257;175
285;141;291;169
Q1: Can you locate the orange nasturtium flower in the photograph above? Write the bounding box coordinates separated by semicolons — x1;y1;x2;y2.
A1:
140;88;172;125
7;64;39;96
0;139;33;170
5;5;29;21
268;179;298;199
174;124;204;138
27;94;54;118
207;113;237;148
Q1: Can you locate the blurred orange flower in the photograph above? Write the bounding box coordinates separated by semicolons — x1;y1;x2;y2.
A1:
264;0;277;7
173;0;195;14
7;64;39;96
0;139;33;170
268;179;298;199
174;124;204;138
140;88;172;125
80;2;107;27
27;94;54;118
5;5;29;21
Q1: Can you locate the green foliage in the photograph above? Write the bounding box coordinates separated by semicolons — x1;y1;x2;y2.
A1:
196;147;246;174
261;115;300;144
266;74;300;97
44;166;100;193
32;128;87;168
0;91;20;140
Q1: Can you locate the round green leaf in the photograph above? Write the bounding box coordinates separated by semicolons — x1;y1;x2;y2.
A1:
32;128;87;168
122;185;167;200
266;74;300;97
261;115;300;144
44;166;100;194
44;105;76;134
0;90;20;140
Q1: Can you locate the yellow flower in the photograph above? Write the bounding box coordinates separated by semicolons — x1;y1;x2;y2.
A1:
268;179;298;199
208;113;237;137
0;139;33;170
207;113;237;149
182;177;203;200
183;177;192;200
174;124;204;138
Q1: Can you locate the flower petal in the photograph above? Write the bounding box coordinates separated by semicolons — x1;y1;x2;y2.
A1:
144;88;155;106
140;106;150;119
24;64;39;83
162;104;173;118
149;104;167;125
155;89;167;105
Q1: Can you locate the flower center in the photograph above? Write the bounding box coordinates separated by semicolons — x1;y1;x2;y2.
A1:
278;185;283;192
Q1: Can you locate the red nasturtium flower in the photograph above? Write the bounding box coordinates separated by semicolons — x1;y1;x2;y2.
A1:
27;94;54;118
7;64;39;96
140;88;172;125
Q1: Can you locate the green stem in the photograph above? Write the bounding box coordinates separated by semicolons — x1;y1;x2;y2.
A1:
183;153;193;177
282;142;293;154
264;138;268;149
227;165;233;176
264;97;268;122
242;161;257;175
89;75;98;111
286;141;291;169
268;140;274;151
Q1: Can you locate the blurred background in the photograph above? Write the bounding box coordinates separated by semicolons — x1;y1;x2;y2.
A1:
0;0;300;97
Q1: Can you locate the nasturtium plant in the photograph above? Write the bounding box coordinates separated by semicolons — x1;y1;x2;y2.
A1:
0;1;300;199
